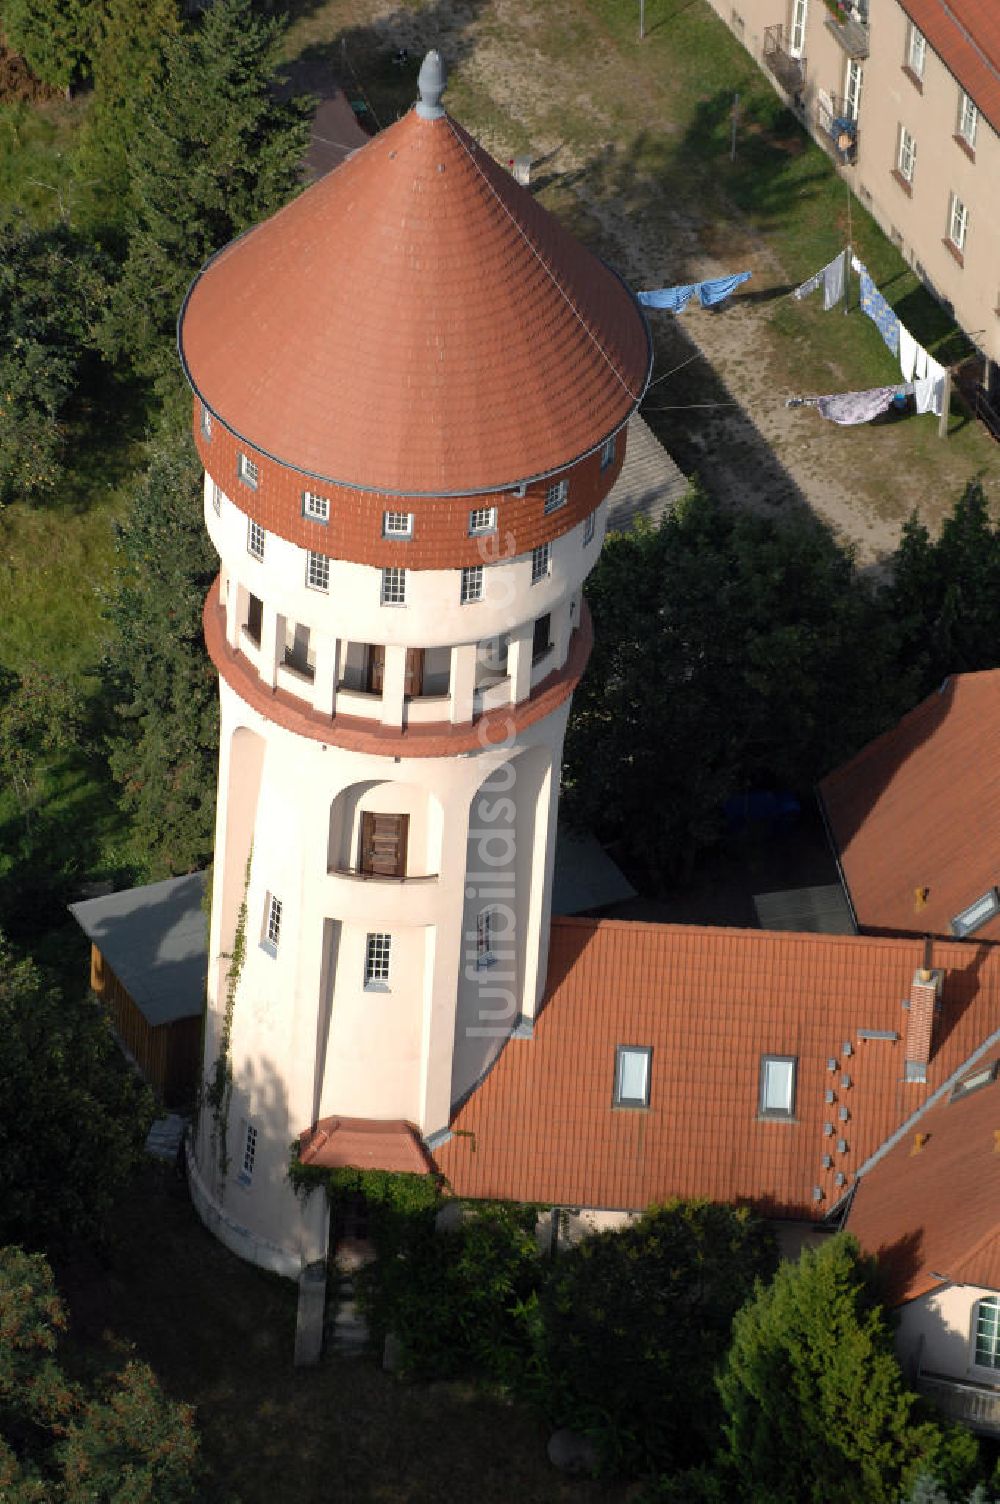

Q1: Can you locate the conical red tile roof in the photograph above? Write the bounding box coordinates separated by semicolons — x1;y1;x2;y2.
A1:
178;106;650;496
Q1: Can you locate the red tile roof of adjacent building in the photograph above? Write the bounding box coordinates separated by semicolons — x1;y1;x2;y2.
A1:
435;918;1000;1221
819;672;1000;942
896;0;1000;136
298;1116;433;1175
179;107;651;498
849;1050;1000;1303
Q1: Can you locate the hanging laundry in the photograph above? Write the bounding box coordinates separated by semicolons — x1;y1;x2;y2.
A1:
851;252;863;274
816;385;906;425
858;268;900;357
913;344;929;381
915;356;948;417
638;272;751;312
899;326;919;382
793;251;844;310
637;285;699;312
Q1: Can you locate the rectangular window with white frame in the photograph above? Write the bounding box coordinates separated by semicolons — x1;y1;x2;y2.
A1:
897;125;916;184
599;435;616;471
306;550;330;591
247;518;265;561
907;23;926;79
789;0;807;57
381;566;406;606
460;565;483;603
262;893;282;955
364;932;391;989
949;193;969;254
240;1121;258;1183
544;479;568;515
469;506;497;536
531;542;550;585
614;1045;652;1108
238;452;259;489
957;91;977;150
212;481;222;516
974;1298;1000;1369
383;511;414;539
759;1055;797;1118
844;57;863;121
201;404;213;440
302;491;330;523
583;511;596;546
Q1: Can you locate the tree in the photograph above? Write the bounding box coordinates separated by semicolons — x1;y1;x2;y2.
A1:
563;490;904;882
103;424;219;878
716;1234;979;1504
888;481;1000;694
534;1200;777;1475
100;0;311;385
0;219;110;503
0;1246;198;1501
2;0;101;92
0;663;84;824
0;937;154;1253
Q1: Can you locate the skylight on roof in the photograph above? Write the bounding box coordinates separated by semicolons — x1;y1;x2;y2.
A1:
950;1061;1000;1102
951;887;1000;939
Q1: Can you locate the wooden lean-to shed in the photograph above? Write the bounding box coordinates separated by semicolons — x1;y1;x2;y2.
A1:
69;873;207;1106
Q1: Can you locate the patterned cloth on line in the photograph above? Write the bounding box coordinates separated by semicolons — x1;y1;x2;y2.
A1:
816;385;905;425
858;267;900;357
638;271;751;311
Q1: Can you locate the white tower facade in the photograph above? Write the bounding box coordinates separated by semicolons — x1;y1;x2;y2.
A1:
178;54;651;1274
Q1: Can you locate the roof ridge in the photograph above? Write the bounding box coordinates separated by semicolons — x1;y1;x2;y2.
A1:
549;914;936;951
929;0;1000;76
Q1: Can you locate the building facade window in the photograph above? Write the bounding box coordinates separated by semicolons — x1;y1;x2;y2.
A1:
469;506;497;536
957;91;978;150
240;1122;258;1182
306;550;330;591
531;542;551;584
460;565;483;603
544;479;568;515
907;24;926;79
201;404;213;440
263;893;282;954
381;566;406;605
246;593;263;645
248;518;265;561
212;481;222;516
614;1045;652;1108
760;1055;797;1117
600;435;616;471
303;491;330;523
789;0;807;57
476;907;496;968
897;126;916;184
364;932;391;988
583;510;596;546
974;1297;1000;1369
844;57;863;121
238;452;259;489
383;511;413;539
949;193;969;253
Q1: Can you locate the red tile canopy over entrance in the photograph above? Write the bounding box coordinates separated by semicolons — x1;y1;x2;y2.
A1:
178;53;651;499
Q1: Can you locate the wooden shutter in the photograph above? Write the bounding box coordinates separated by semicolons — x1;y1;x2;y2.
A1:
366;644;385;694
359;812;409;878
404;648;424;697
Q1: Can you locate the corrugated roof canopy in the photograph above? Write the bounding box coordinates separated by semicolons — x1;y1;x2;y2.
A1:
179;106;650;496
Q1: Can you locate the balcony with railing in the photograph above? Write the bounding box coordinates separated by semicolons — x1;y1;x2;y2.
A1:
816;93;859;164
763;24;806;95
823;0;869;59
918;1371;1000;1436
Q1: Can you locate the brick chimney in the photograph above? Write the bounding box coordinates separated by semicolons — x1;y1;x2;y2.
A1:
905;966;943;1083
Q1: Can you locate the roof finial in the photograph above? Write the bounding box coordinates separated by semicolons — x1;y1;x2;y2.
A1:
416;49;446;119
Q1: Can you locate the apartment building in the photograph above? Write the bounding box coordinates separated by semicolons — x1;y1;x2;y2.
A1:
712;0;1000;398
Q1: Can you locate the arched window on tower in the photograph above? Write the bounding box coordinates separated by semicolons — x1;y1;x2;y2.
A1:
974;1297;1000;1369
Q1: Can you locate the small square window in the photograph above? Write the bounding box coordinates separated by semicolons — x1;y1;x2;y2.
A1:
383;511;414;539
201;404;213;440
263;893;282;954
212;481;222;517
381;566;406;605
907;24;926;78
242;1122;258;1180
760;1055;797;1118
583;511;596;546
544;479;568;515
531;542;551;585
239;453;259;490
897;126;916;184
600;436;615;471
614;1045;651;1108
949;193;969;252
306;550;330;591
469;506;497;536
248;518;265;561
460;565;483;603
365;931;391;988
303;491;330;523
